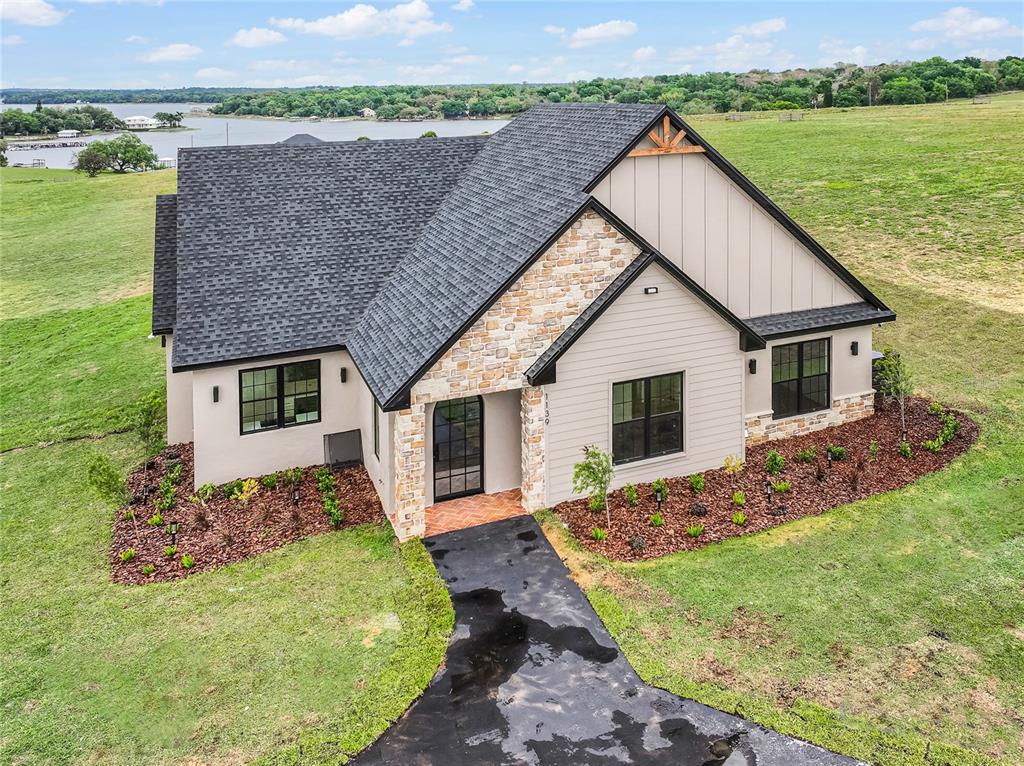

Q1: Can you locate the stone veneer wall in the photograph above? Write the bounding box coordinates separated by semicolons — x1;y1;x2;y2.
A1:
745;391;875;446
387;210;642;539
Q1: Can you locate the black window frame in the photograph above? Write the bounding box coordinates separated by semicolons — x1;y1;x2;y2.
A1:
611;372;684;466
373;403;380;459
771;338;831;420
239;359;321;435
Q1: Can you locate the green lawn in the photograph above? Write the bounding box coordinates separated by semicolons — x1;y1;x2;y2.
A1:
0;167;453;764
544;94;1024;765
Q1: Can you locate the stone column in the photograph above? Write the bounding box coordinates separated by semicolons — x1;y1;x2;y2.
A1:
520;386;546;512
391;403;426;540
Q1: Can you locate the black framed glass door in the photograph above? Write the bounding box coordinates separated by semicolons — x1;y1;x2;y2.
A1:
433;396;483;501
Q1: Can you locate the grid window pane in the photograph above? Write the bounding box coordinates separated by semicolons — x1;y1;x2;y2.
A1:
650;373;682;416
612;380;645;424
240;367;278;433
771;340;831;420
240;361;319;433
613;419;645;462
612;373;684;464
283;361;320;426
649;413;682;456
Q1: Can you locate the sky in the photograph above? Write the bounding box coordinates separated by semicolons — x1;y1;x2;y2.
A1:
1;0;1021;89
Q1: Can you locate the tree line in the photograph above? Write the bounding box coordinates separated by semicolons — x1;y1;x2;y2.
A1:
2;55;1021;122
0;105;185;137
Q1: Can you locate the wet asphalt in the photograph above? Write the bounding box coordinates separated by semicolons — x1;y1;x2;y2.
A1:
351;515;867;766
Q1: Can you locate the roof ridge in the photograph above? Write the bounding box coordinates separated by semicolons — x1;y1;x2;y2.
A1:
178;132;491;156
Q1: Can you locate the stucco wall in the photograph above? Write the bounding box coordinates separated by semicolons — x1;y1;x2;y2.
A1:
165;337;194;445
591;153;861;318
189;349;390;512
544;262;745;505
743;325;874;417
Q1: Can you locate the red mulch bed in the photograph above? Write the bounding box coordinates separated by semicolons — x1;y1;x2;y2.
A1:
555;396;978;561
110;442;386;584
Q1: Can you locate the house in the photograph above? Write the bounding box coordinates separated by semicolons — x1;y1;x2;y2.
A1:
125;115;159;131
57;129;81;138
152;104;894;540
359;107;377;118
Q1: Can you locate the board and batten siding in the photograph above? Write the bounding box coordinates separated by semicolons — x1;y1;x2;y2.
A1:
543;263;745;505
591;153;860;319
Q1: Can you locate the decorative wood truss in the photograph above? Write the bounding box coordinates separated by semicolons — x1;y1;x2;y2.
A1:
627;116;706;157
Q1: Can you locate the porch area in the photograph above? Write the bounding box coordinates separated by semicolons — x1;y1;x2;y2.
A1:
424;488;526;537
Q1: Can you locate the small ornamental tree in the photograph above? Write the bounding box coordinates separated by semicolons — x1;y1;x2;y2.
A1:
132;389;166;457
875;348;914;438
73;143;110;177
572;446;614;528
87;452;128;506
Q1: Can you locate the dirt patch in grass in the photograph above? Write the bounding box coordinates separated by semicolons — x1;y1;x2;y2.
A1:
111;443;385;584
555;397;978;561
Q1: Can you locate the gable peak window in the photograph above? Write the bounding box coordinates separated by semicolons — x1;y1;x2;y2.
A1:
612;372;683;465
771;339;830;420
240;360;320;434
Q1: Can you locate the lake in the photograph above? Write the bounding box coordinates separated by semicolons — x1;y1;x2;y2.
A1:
1;103;509;169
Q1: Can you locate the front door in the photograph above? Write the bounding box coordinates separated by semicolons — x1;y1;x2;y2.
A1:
433;396;483;501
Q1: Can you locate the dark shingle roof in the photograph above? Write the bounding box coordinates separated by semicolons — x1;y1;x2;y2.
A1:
169;135;489;369
348;103;665;405
151;194;177;334
279;133;324;145
746;302;896;338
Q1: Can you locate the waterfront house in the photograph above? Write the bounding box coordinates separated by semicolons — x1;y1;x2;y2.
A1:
151;103;894;539
125;115;159;130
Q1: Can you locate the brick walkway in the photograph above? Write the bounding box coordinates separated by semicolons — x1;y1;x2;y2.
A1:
424;489;527;537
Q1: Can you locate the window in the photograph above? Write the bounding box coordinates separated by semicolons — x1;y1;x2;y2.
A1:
240;360;320;434
612;372;683;464
771;339;830;419
373;403;380;458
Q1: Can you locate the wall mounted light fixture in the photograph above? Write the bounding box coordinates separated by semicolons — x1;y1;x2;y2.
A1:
340;367;348;383
748;359;757;374
643;286;659;295
850;341;859;356
213;385;219;403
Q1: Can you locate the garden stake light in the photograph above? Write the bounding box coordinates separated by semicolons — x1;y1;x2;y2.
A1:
292;487;301;506
167;521;180;546
654;486;666;514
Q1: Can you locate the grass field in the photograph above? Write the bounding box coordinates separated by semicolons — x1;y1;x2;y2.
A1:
544;94;1024;765
1;94;1022;765
0;170;454;763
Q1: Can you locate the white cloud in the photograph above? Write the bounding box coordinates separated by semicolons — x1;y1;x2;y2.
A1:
565;19;637;48
397;37;416;46
733;17;786;37
452;0;473;11
445;53;486;65
817;37;869;66
543;25;565;35
506;64;525;74
2;34;26;45
195;67;236;81
272;0;450;41
228;27;287;48
672;34;792;71
910;6;1021;48
0;0;66;26
632;45;656;61
123;34;148;44
140;43;203;63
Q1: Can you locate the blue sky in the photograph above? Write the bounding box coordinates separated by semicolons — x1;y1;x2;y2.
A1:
1;1;1021;89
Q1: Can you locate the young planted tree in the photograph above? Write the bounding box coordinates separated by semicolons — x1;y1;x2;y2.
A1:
875;348;914;439
132;389;166;457
571;446;615;528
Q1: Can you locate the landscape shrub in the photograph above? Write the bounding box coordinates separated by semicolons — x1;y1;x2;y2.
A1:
770;480;791;493
826;445;847;461
164;545;177;557
765;449;785;475
623;483;638;507
590;528;608;541
141;564;155;575
283;467;304;486
868;440;879;462
180;553;195;569
723;455;743;474
690;503;707;517
323;494;345;528
572;446;615;527
651;477;669;498
261;472;279;489
119;549;136;562
221;479;243;498
732;490;746;506
167;462;183;485
148;513;164;526
686;524;704;538
688;473;705;493
795;446;817;463
314;466;333;492
731;512;747;526
899;440;913;459
86;452;127;506
922;438;943;453
235;478;260;506
196;482;215;503
588;493;606;512
928;400;944;415
650;513;665;527
121;509;135;521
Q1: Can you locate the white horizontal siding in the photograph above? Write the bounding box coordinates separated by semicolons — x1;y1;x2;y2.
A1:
544;263;745;505
590;152;862;319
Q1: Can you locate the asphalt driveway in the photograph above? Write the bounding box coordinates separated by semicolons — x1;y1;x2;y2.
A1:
353;515;866;765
